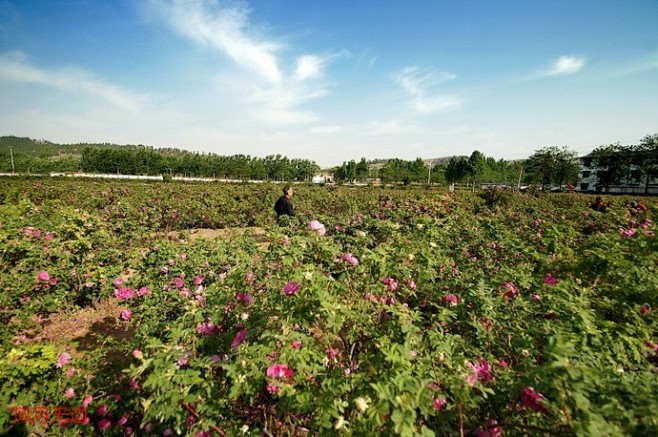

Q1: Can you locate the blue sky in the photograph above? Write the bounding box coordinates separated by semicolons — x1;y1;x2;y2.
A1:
1;0;657;167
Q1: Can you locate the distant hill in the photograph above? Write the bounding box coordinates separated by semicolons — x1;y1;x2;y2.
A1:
0;136;76;158
359;156;453;172
0;136;199;159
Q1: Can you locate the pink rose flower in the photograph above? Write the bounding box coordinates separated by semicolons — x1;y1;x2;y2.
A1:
443;294;458;306
231;329;248;349
283;281;300;296
291;340;302;349
543;273;558;285
433;398;446;410
98;418;111;430
57;352;71;368
82;395;93;408
267;363;294;379
308;220;326;236
500;282;518;300
37;270;50;282
520;386;549;414
120;309;132;321
343;253;359;266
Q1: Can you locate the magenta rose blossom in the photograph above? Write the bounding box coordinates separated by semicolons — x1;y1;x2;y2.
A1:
343;253;359;266
37;270;50;282
443;294;458;306
82;395;93;408
283;281;300;296
500;281;518;300
543;273;558;285
120;309;132;321
231;329;248;349
98;418;111;430
520;386;549;414
267;363;294;379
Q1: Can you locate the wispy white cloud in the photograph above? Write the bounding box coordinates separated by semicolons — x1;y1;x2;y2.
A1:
544;55;585;76
367;119;422;135
149;0;282;83
597;51;658;80
392;66;461;114
0;51;147;111
148;0;342;125
295;55;323;81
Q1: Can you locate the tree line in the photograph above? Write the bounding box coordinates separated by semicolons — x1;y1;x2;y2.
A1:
79;147;320;181
2;134;657;187
333;133;658;189
0;137;320;181
333;152;526;186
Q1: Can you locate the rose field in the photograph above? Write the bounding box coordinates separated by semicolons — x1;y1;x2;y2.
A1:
1;178;657;436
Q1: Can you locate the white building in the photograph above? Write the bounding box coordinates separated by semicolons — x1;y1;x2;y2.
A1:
577;155;658;194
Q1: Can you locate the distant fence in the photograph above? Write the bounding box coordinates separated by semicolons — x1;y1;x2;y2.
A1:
601;185;658;195
0;172;288;183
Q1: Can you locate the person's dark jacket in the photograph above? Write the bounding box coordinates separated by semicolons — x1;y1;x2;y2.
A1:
274;196;295;217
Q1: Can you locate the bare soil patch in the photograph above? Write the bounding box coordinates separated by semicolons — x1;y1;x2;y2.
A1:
162;226;271;248
26;298;132;349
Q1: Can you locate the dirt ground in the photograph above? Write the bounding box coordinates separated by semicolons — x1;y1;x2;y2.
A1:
163;226;271;248
25;298;131;350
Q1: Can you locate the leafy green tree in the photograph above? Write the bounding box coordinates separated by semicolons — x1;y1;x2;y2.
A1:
444;156;470;183
356;158;370;180
633;134;658;194
409;158;428;183
467;150;486;182
524;146;579;188
588;144;632;190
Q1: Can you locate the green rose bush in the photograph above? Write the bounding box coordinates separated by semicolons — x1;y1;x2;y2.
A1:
0;178;657;436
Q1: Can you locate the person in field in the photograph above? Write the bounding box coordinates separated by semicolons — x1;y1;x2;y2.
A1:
590;196;608;212
629;200;648;215
274;185;295;223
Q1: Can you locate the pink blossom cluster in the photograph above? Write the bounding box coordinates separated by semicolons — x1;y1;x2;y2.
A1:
343;253;359;267
466;359;493;386
382;277;398;292
34;270;58;290
621;218;655;238
443;293;458;306
308;220;327;236
267;363;294;379
475;419;503;437
520;386;549;414
283;281;300;296
120;309;132;321
266;363;294;394
236;292;254;306
231;328;248;349
56;352;71;368
500;282;518;300
197;318;218;335
115;287;135;300
24;227;54;241
543;273;558;285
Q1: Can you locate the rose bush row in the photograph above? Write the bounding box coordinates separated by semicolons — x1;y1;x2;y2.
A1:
0;179;657;436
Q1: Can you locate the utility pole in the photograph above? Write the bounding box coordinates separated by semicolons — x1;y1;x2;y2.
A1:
427;163;431;185
9;146;15;173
